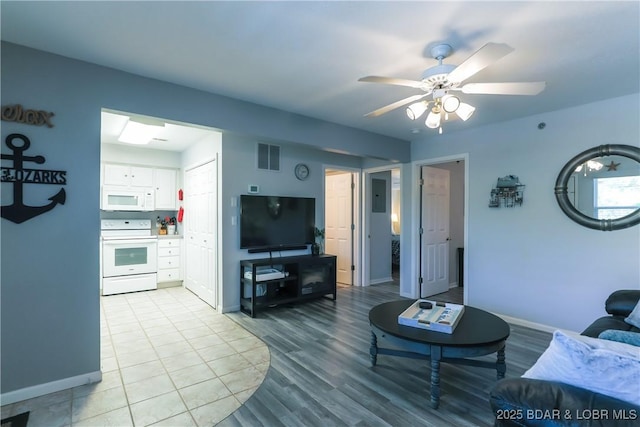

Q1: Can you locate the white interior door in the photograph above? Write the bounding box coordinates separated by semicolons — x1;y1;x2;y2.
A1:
325;172;353;285
185;160;217;308
420;166;450;297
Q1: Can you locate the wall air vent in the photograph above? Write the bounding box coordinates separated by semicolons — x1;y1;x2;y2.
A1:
257;142;280;171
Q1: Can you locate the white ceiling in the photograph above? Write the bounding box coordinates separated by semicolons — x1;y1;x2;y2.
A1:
2;1;639;143
100;110;219;152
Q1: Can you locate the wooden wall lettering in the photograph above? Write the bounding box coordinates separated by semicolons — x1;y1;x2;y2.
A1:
1;133;67;224
1;104;55;128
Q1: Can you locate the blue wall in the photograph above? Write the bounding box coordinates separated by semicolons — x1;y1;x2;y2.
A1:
3;39;639;402
409;94;640;331
219;133;364;311
0;42;406;399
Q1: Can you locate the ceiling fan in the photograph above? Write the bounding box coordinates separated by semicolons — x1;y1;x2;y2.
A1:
359;43;545;133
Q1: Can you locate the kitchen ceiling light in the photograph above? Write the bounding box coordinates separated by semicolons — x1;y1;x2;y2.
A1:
118;119;165;145
406;101;429;120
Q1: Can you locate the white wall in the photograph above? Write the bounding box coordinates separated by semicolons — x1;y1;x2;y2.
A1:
181;133;222;171
410;94;640;332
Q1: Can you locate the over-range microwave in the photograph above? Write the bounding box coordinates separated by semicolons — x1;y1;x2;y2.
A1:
101;186;154;211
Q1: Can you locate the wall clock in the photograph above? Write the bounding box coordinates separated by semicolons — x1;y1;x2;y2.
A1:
294;163;310;181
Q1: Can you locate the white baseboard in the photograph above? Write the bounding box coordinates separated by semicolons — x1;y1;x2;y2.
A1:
157;281;182;289
369;276;393;286
493;312;578;335
222;303;241;313
1;370;102;405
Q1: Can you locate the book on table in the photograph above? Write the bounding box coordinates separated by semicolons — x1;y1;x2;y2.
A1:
398;300;465;334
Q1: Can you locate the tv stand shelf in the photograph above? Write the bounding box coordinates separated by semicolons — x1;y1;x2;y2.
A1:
240;254;337;318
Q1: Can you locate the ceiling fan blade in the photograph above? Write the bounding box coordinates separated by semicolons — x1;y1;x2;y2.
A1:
446;43;514;84
459;82;546;95
358;76;425;89
364;94;429;117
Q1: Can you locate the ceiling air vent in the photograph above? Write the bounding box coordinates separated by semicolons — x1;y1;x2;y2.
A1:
257;143;280;171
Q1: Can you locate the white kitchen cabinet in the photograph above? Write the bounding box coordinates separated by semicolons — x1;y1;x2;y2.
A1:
103;164;153;188
154;168;178;210
157;238;182;283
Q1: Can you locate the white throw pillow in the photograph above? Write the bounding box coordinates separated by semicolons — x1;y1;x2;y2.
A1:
523;330;640;406
625;301;640;329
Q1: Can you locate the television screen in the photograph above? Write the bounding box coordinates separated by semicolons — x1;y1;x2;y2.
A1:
240;195;315;251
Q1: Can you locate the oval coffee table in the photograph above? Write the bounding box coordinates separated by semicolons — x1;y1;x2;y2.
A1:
369;299;510;409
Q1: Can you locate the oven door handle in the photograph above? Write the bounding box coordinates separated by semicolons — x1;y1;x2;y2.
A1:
102;239;158;247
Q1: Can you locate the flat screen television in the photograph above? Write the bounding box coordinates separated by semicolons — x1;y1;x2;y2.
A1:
240;195;315;252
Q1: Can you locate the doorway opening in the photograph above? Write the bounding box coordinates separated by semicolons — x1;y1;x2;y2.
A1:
361;166;402;294
99;108;222;309
416;158;466;303
324;167;360;287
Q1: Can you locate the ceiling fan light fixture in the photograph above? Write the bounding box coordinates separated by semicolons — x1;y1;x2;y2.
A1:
456;102;476;121
406;101;428;120
442;95;461;113
118;119;165;145
425;109;441;129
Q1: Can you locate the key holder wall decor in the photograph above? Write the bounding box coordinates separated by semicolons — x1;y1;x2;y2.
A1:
489;175;525;208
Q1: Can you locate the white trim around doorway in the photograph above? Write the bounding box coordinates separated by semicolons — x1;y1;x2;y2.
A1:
322;165;362;287
362;164;403;292
409;153;469;305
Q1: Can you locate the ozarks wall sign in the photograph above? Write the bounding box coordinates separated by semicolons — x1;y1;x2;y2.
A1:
1;133;67;224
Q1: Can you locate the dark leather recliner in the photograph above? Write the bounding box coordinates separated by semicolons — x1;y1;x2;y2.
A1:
489;290;640;427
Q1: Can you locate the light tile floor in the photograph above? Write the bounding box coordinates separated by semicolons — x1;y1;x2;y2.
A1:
1;287;270;426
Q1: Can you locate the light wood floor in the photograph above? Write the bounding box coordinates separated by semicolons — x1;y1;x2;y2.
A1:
223;283;551;426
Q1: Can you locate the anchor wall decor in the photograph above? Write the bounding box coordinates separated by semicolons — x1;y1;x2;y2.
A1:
1;133;67;224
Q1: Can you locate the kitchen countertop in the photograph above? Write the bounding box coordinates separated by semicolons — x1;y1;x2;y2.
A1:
156;234;183;239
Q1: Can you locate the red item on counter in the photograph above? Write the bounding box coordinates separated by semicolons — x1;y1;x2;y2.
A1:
178;207;184;222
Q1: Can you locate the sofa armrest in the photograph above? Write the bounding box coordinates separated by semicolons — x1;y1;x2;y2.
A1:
489;378;639;427
606;290;640;317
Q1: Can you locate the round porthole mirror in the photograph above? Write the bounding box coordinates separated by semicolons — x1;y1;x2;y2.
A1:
554;144;640;231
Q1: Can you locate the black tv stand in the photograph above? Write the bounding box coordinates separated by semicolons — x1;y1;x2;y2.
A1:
240;254;337;318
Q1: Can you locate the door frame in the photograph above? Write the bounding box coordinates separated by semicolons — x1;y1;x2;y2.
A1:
362;164;402;290
410;153;469;304
323;165;361;287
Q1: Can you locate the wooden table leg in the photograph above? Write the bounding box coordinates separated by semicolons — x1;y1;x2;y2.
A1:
369;330;378;366
430;345;442;409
